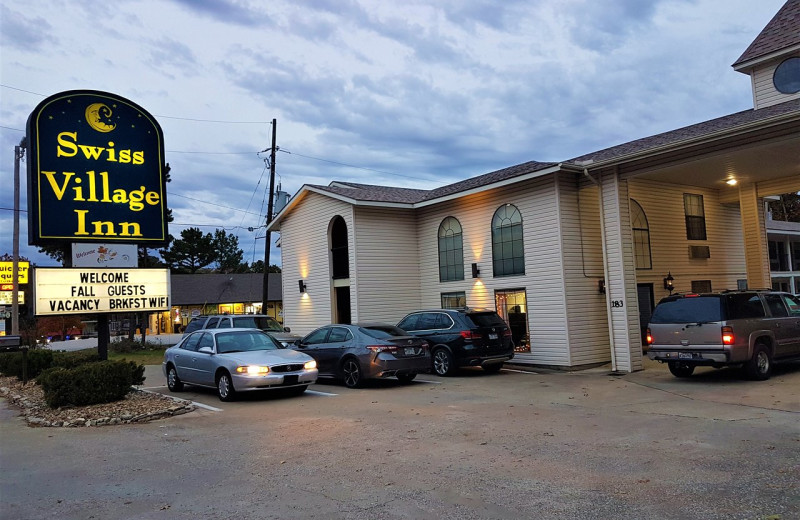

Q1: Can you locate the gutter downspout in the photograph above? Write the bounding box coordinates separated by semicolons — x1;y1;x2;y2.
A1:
583;168;618;372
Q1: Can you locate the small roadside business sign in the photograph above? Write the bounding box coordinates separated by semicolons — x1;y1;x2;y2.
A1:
26;90;168;246
33;268;170;316
0;261;30;284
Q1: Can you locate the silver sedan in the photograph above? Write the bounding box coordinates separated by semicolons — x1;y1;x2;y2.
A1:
163;328;318;401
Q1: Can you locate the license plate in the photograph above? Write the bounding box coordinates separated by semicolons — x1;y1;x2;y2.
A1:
488;333;498;340
678;353;693;360
283;375;298;385
404;347;416;355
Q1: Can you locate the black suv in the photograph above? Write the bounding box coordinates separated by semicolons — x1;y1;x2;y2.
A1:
397;309;514;376
183;314;300;347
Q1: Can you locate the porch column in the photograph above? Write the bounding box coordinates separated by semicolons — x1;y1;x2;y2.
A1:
597;170;644;373
738;183;771;289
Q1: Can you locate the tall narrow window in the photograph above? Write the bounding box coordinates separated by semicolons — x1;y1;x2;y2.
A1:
438;217;464;282
330;216;349;279
492;204;525;276
683;193;707;240
441;291;466;309
630;199;652;269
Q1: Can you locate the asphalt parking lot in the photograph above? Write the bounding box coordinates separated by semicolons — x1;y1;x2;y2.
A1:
2;358;799;520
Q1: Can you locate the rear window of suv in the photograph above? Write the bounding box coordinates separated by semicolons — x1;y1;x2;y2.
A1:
651;293;767;324
650;296;724;324
466;312;508;328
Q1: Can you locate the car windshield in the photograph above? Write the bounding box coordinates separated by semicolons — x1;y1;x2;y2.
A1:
215;331;280;353
650;296;723;324
360;325;407;339
231;316;283;331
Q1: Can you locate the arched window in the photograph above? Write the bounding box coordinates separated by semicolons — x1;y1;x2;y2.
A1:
330;216;349;279
438;217;464;282
630;199;651;270
491;204;525;276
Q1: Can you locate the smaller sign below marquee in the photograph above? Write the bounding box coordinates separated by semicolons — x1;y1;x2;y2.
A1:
72;243;138;268
34;268;170;316
0;291;25;305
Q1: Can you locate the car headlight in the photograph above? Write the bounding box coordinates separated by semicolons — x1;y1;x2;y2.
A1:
236;365;270;375
304;360;317;370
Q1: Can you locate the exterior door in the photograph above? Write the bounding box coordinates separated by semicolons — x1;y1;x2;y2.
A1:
494;289;529;352
335;286;351;324
637;284;654;347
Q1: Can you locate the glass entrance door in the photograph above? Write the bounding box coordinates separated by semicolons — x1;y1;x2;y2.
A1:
495;289;529;352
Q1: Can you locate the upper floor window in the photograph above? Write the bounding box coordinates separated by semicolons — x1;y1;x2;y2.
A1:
492;204;525;277
773;57;800;95
330;216;349;279
683;193;707;240
630;199;651;269
438;217;464;282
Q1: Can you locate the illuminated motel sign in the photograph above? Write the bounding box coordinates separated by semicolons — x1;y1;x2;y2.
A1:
26;90;168;245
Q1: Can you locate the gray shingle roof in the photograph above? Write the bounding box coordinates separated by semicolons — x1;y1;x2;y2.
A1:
568;98;800;165
310;160;557;204
307;99;798;206
733;0;800;67
171;273;282;305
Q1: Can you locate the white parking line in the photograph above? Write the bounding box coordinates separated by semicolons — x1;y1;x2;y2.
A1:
501;368;540;375
415;379;442;384
138;387;224;412
192;401;224;412
306;389;338;396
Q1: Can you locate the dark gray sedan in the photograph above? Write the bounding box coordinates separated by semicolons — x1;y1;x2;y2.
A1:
292;323;430;388
163;328;318;401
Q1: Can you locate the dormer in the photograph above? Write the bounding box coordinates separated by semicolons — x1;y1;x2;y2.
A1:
732;0;800;109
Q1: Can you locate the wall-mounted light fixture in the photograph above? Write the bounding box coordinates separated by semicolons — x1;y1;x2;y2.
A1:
663;272;674;294
298;279;307;293
598;279;605;294
471;263;480;279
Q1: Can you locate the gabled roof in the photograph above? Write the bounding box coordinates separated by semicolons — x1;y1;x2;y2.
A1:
733;0;800;69
307;160;559;206
171;273;282;305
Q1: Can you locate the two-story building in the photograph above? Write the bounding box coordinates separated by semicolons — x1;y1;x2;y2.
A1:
268;0;800;372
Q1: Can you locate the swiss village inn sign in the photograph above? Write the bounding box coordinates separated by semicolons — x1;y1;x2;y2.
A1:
26;90;168;245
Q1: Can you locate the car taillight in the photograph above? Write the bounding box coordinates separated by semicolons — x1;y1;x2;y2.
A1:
721;326;734;345
646;328;653;345
367;345;397;353
460;330;482;340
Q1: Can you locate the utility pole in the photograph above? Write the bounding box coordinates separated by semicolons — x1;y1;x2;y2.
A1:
12;137;26;336
262;119;277;315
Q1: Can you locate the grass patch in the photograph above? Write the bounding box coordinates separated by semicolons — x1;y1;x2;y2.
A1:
108;347;168;366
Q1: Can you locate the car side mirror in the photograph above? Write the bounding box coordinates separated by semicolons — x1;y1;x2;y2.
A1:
198;346;213;354
284;326;291;332
295;340;304;348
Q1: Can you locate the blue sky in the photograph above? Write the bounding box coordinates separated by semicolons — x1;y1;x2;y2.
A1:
0;0;787;267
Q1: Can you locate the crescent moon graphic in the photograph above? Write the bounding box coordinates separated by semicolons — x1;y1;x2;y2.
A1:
85;103;116;133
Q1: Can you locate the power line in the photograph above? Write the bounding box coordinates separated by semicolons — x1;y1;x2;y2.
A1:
167;192;264;217
278;148;430;181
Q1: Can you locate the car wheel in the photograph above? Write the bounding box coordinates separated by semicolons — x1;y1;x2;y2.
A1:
482;363;503;374
745;343;772;381
216;371;237;401
397;373;417;384
342;358;363;388
166;365;184;391
667;361;695;378
432;348;455;376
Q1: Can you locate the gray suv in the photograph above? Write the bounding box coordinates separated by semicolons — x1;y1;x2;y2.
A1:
183;314;300;347
646;290;800;380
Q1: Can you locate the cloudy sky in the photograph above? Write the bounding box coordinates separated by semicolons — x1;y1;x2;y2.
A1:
0;0;787;268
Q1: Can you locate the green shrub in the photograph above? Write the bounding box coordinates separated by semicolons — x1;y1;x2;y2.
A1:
0;349;54;379
37;360;145;408
0;349;101;380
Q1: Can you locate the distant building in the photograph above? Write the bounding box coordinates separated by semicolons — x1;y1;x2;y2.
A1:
146;273;283;334
767;212;800;293
270;1;800;372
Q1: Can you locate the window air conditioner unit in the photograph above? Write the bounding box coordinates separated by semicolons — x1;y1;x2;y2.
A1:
688;245;710;259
